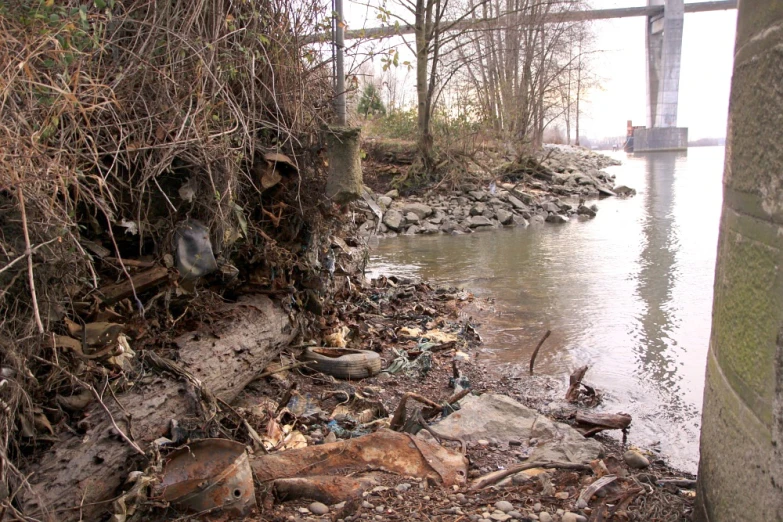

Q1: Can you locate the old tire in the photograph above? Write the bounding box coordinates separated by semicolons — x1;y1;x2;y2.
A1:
303;347;381;380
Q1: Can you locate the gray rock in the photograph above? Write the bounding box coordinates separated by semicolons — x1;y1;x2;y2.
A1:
496;209;514;225
440;221;458;234
401;202;433;219
545;214;569;224
404;225;420;235
613;185;636;197
561;513;586;522
431;394;603;464
429;213;444;225
490;513;512;522
395;483;412;492
384;189;399;199
382;209;404;231
533;503;542;513
530;214;545;225
624;450;650;469
542;202;560;213
378;196;393;208
506;195;528;210
512;191;536;205
538;513;553;522
590;204;599;212
470;203;487;216
576;205;596;218
468;216;493;228
494;501;514;513
576;498;588;509
512;472;532;485
421;222;440;234
507;511;523;520
309;502;330;515
405;212;421;224
468;190;488;202
512;215;529;227
596;185;617;197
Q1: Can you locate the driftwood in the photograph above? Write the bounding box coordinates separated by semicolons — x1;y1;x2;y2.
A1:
575;411;632;436
469;460;592;490
565;365;589;403
22;295;296;522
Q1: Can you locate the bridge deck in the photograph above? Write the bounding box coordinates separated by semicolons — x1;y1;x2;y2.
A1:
343;0;737;41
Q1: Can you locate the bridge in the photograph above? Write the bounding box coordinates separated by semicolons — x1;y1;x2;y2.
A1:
342;0;738;152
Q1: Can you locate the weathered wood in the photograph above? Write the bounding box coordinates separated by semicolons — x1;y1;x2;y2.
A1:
565;365;589;403
575;411;632;436
575;411;632;430
97;266;171;304
469;460;592;490
22;295;296;522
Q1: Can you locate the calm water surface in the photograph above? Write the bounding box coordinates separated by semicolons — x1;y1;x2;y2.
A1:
368;147;725;473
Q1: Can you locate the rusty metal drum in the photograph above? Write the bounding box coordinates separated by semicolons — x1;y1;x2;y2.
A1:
159;438;256;516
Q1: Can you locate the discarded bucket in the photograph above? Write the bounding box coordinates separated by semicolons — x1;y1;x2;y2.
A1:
159;438;256;516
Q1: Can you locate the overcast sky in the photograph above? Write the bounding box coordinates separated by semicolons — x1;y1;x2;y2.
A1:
343;1;737;140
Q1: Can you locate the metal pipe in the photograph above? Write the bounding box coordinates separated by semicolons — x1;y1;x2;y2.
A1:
334;0;346;125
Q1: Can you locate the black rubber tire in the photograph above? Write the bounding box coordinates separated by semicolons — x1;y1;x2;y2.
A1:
303;347;382;380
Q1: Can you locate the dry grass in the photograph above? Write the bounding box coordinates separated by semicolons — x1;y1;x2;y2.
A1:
0;0;334;513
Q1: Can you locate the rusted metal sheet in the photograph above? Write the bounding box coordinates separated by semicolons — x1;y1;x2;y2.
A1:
274;474;380;504
251;428;468;486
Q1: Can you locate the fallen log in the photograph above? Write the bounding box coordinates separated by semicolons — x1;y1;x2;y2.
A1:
22;295;296;522
575;411;632;436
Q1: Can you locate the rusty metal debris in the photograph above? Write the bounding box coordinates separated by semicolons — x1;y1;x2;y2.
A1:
251;428;468;489
158;438;257;516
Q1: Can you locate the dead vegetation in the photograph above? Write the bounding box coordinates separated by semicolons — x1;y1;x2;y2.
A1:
0;0;342;515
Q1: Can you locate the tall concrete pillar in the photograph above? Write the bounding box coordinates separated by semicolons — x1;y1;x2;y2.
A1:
695;2;783;521
646;0;684;128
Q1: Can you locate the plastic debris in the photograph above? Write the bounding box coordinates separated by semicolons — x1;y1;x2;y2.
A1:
172;219;218;279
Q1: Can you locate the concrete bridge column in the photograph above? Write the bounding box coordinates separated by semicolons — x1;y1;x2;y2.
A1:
695;1;783;521
646;0;683;128
637;0;687;151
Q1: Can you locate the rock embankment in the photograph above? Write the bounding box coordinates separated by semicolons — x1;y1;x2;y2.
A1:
357;146;632;238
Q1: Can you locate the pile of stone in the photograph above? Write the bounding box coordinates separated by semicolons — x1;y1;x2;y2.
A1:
356;146;628;238
356;187;599;238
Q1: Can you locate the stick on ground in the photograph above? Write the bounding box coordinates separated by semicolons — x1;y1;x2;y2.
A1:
529;329;552;373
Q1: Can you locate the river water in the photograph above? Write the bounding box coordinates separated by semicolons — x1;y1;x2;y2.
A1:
368;146;726;473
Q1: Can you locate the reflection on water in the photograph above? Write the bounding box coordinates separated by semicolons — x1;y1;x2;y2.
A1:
368;147;725;473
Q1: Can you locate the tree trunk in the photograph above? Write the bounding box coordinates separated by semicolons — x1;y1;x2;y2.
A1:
22;295;297;522
415;0;435;172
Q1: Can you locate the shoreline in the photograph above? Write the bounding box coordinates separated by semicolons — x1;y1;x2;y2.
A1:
357;146;634;239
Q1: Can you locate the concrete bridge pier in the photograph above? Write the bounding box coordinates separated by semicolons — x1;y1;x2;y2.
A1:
695;1;783;520
635;0;688;151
